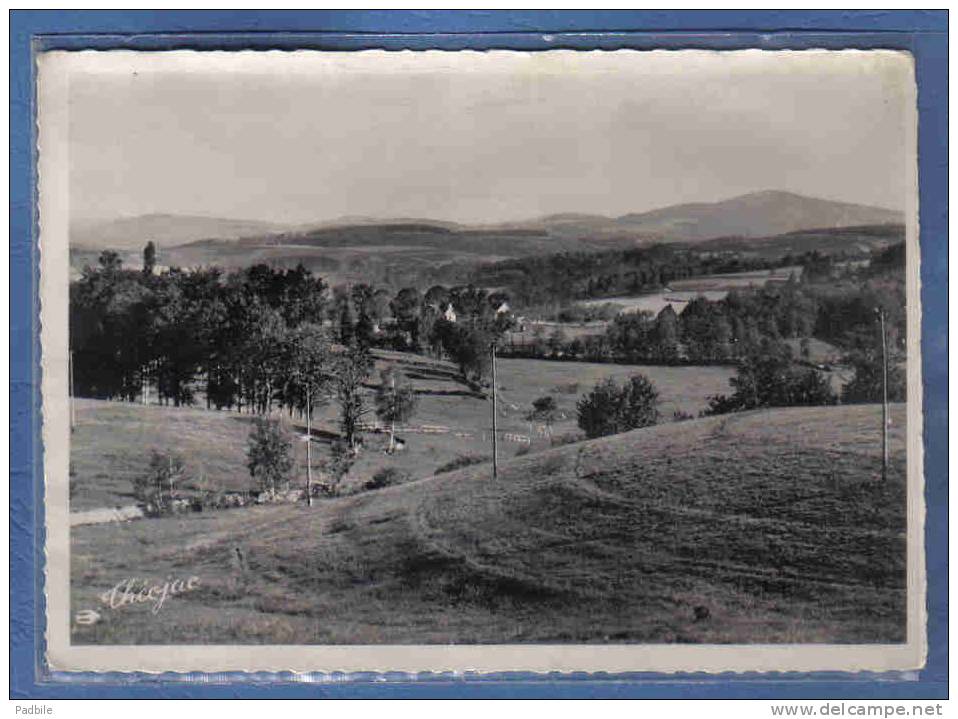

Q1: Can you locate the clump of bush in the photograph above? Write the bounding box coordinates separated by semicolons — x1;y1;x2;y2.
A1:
434;454;489;475
706;341;836;415
133;449;186;516
576;374;660;439
552;382;580;395
320;439;356;496
526;395;560;424
550;431;585;448
363;467;411;491
672;410;694;422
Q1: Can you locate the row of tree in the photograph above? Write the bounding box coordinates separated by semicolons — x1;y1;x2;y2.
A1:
71;250;518;409
502;254;906;394
573;332;903;443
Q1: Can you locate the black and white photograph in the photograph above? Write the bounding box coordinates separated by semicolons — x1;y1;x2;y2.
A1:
38;48;922;673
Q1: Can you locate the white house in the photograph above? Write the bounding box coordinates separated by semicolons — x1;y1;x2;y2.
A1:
443;303;457;323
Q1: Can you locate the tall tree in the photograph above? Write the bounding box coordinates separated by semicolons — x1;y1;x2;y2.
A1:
246;417;294;495
334;341;374;452
374;367;418;453
142;241;157;275
282;322;334;416
390;287;423;349
653;305;680;360
842;347;906;404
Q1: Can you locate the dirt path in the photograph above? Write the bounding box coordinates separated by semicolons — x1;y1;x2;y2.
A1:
70;504;144;527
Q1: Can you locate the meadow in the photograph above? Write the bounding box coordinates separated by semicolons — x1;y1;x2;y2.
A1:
580;290;728;317
71;403;907;645
578;267;803;317
69;352;735;511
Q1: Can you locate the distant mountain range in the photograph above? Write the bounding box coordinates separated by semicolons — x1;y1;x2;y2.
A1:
72;191;904;252
507;190;903;243
70;191;904;286
70;214;291;251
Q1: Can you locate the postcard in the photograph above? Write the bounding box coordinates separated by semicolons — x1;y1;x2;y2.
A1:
38;48;923;674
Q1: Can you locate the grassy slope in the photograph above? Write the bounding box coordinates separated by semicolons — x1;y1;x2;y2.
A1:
71;403;906;645
69;353;734;510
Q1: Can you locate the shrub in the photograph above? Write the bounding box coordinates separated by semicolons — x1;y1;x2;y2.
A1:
672;410;694;422
532;395;557;414
576;374;660;439
550;431;585;448
375;367;418;452
364;467;411;491
527;395;559;424
706;341;837;415
434;454;489;475
841;349;906;404
133;449;186;515
321;439;355;496
552;382;580;395
246;417;294;495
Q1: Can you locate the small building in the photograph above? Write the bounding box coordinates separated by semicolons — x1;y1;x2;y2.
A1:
494;301;511;315
443;303;457;323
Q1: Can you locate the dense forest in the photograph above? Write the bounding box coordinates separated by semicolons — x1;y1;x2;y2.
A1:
70;249;514;408
463;244;776;306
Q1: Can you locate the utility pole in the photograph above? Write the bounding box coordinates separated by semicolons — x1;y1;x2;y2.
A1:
305;388;312;506
878;308;889;482
491;343;499;480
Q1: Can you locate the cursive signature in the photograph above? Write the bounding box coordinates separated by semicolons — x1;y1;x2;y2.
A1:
98;575;201;615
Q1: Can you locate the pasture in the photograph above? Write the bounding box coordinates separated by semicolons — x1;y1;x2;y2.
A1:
69;352;735;510
579;266;803;316
71;403;907;645
580;290;729;316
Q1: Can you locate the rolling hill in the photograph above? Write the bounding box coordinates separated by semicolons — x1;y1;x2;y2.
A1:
510;191;903;244
692;223;905;259
71;403;906;646
608;190;903;242
67;352;735;511
69;192;904;284
70;214;293;251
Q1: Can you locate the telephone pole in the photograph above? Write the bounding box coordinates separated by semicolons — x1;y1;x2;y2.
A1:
491;343;499;480
305;389;313;506
878;308;889;482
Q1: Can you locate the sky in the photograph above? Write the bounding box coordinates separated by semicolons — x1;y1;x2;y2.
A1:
64;49;915;225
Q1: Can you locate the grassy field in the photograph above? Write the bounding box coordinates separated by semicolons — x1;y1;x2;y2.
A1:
493;357;733;426
667;266;803;292
69;353;734;510
580;289;730;316
506;320;610;344
578;267;804;316
71;403;907;645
